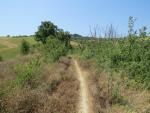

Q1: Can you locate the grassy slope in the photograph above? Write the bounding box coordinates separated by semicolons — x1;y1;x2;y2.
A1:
0;44;7;49
0;37;36;60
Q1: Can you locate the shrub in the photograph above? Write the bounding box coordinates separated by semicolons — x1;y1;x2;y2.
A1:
43;37;68;62
0;55;3;61
14;59;41;88
20;39;30;55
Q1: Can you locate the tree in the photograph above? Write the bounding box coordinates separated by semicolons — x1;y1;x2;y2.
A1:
35;21;71;48
57;30;71;48
35;21;58;44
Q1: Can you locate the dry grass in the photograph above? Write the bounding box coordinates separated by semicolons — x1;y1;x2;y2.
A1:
78;59;150;113
0;56;79;113
0;55;35;85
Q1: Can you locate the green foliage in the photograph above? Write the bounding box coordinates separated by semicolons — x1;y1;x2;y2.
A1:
73;39;115;69
14;59;41;88
35;21;58;44
20;39;30;55
35;21;71;48
109;39;150;89
139;26;148;38
35;21;71;62
73;36;150;89
57;30;71;48
43;37;68;62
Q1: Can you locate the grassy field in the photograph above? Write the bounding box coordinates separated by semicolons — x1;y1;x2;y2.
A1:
0;37;36;60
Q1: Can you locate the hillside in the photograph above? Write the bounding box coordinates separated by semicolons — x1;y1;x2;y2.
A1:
0;37;35;60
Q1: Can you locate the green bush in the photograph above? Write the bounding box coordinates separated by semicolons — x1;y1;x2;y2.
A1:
43;37;68;62
20;39;30;55
14;59;41;88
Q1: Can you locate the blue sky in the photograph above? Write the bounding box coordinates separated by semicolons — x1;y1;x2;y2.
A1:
0;0;149;36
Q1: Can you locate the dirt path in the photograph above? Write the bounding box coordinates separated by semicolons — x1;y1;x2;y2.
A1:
74;60;93;113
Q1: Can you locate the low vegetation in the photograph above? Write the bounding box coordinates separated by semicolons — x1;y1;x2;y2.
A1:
0;18;150;113
0;22;78;113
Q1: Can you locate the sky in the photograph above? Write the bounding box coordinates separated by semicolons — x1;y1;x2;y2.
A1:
0;0;149;36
